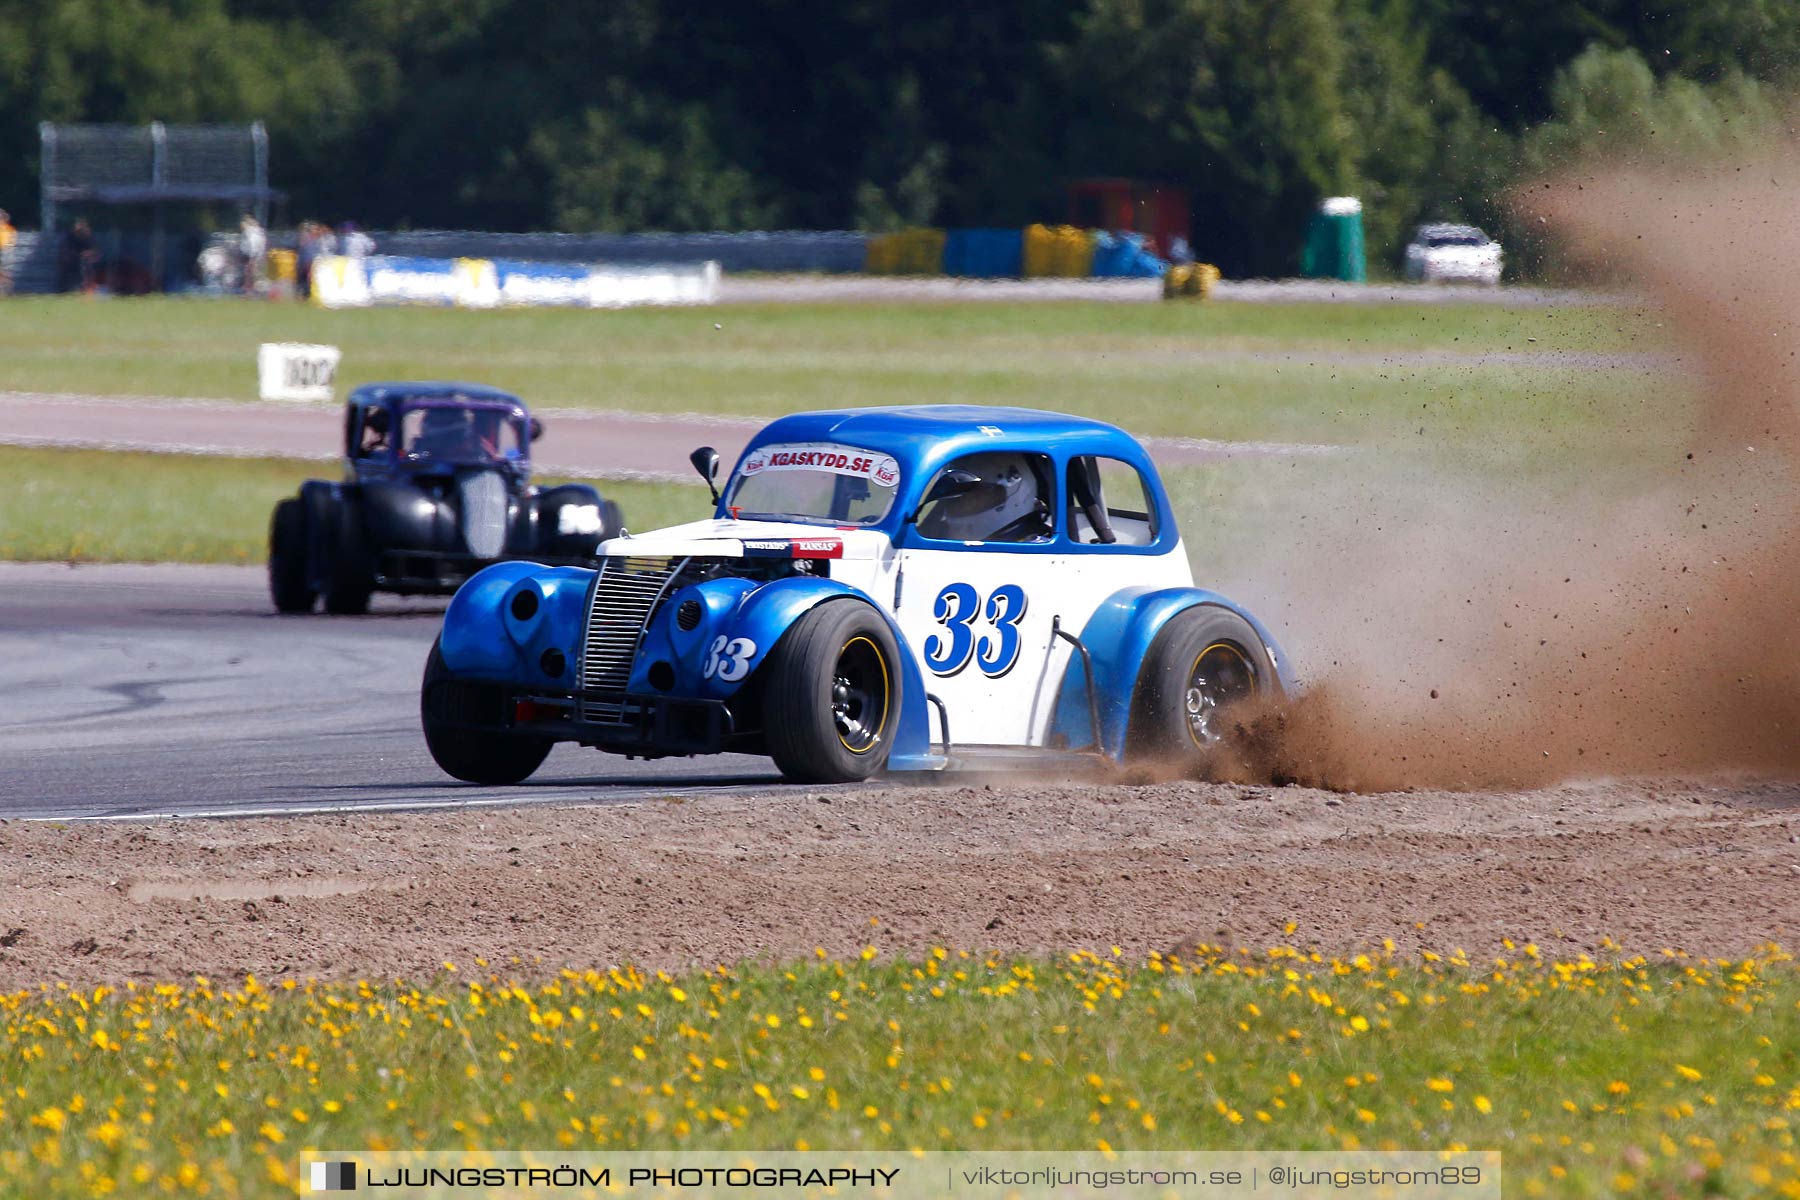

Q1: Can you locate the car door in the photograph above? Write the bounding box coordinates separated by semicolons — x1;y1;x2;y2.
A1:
894;449;1191;749
892;449;1098;748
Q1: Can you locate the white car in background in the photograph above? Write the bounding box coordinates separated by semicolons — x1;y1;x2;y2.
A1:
1403;223;1503;285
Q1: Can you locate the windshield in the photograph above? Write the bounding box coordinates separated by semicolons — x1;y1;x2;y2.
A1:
400;401;524;465
724;442;901;526
1425;231;1487;247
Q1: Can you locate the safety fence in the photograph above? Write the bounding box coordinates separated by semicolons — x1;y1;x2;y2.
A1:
867;224;1169;279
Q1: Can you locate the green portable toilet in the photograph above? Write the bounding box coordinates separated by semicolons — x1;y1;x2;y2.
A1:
1301;196;1366;282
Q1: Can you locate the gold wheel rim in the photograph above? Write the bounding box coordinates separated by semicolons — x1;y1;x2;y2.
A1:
833;635;891;754
1184;641;1256;749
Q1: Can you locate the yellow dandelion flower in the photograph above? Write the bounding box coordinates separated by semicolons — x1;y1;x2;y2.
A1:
1426;1078;1454;1093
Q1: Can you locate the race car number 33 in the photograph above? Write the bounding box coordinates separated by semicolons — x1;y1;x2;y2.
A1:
924;583;1027;678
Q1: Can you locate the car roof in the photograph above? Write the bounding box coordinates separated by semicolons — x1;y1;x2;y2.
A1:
750;405;1146;463
350;381;526;409
1414;223;1489;240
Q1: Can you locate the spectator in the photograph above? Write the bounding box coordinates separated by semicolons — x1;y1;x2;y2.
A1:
59;219;100;294
238;213;266;295
0;209;15;295
296;221;322;299
338;221;375;258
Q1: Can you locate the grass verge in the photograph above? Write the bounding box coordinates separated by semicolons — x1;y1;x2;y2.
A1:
0;446;698;565
2;945;1794;1197
0;296;1683;449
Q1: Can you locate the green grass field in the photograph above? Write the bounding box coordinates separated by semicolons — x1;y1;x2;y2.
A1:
0;447;703;565
0;294;1700;565
4;947;1795;1197
0;295;1690;454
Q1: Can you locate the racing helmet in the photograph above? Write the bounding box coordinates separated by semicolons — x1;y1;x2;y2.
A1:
421;406;466;434
919;452;1047;542
414;406;470;450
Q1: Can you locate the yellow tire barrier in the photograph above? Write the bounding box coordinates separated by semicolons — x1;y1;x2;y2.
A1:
864;228;947;275
1022;224;1095;278
1162;262;1220;300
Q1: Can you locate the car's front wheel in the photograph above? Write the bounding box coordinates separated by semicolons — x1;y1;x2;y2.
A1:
420;637;553;785
1130;605;1278;769
762;602;899;784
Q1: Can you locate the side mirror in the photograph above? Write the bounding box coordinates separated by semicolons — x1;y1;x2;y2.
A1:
529;417;545;442
690;446;721;503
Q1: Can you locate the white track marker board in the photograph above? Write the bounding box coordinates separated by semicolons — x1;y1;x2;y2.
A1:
258;343;341;402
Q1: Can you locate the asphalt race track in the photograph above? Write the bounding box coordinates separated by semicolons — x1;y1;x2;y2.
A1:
0;562;787;821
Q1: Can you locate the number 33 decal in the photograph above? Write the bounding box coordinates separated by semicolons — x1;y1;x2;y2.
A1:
704;635;756;681
924;583;1027;677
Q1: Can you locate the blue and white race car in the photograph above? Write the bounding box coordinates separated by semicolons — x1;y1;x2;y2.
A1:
420;405;1292;784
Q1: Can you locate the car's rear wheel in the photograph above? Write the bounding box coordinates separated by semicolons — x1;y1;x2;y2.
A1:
322;498;374;615
420;637;553;785
1130;605;1277;768
268;499;316;614
762;602;899;784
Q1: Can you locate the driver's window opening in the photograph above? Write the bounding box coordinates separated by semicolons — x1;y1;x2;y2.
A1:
914;451;1055;544
1068;455;1158;546
357;410;390;457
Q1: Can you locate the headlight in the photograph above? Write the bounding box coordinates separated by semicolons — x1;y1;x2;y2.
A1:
558;504;603;535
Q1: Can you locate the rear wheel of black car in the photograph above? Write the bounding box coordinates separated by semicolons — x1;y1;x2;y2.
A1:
322;497;374;615
1129;605;1277;769
763;602;899;784
268;499;316;614
420;637;553;785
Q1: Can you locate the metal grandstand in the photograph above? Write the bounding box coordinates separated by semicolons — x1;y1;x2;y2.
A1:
33;121;281;291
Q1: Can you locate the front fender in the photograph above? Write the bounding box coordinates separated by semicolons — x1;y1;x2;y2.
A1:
440;560;596;687
635;575;942;772
1048;586;1295;759
361;478;455;552
533;483;606;557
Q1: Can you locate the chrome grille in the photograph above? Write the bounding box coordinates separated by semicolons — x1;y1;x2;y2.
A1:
578;556;689;712
459;470;508;559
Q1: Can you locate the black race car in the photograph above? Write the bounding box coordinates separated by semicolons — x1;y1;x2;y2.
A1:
268;382;623;614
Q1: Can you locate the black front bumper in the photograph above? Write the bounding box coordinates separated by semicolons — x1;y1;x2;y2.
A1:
431;676;734;758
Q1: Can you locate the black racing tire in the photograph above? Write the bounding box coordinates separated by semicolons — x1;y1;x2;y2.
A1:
268;499;316;614
762;601;900;784
322;496;374;615
420;637;553;785
1128;605;1278;766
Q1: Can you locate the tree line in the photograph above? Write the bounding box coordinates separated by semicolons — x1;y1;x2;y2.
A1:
1;0;1794;276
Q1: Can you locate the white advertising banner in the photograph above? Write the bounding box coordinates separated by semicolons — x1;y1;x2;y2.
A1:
310;255;719;310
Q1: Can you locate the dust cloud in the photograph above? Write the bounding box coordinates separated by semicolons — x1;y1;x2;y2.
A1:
1221;150;1800;791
